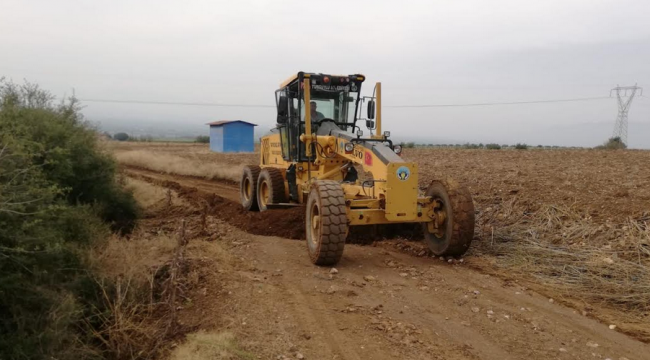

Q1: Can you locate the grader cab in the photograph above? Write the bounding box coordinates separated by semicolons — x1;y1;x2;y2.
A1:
240;72;475;265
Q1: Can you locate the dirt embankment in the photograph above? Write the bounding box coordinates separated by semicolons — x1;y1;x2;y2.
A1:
126;167;305;239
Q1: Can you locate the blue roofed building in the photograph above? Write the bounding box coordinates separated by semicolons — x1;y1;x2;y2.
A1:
207;120;257;153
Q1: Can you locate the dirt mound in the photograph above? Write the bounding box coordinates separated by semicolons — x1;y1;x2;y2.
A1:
203;193;305;239
137;175;306;239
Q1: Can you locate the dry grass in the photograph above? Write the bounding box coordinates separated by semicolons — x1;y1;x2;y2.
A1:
115;150;243;182
169;331;255;360
476;201;650;336
88;231;180;359
484;204;650;307
125;177;189;209
87;177;195;359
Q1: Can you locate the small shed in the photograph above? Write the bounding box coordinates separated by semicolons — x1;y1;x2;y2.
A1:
206;120;257;153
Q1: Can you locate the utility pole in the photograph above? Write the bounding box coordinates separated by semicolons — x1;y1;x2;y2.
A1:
610;84;643;145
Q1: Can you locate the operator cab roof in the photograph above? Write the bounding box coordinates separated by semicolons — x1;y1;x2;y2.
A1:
279;72;365;89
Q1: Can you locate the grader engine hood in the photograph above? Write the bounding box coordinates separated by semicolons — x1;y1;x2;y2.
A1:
385;162;419;221
328;128;420;221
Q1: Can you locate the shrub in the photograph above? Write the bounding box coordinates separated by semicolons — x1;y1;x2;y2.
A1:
486;143;501;150
195;135;210;143
113;132;130;141
515;143;528;150
599;136;627;150
0;79;139;359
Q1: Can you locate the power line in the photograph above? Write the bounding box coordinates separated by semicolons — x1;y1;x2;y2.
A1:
78;96;612;109
384;96;611;108
78;98;275;108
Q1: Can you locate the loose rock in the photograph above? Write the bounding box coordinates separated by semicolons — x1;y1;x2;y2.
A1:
363;275;376;282
330;268;339;275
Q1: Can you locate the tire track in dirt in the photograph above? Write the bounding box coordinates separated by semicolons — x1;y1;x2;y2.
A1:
124;166;650;359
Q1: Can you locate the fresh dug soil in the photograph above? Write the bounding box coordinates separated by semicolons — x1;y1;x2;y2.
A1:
127;167;305;240
126;167;427;243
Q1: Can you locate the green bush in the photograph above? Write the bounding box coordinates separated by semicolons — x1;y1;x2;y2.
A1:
485;143;501;150
514;143;528;150
463;143;480;149
195;135;210;143
113;132;129;141
598;136;627;150
0;79;139;359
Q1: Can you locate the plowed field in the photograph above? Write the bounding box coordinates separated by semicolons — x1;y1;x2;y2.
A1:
111;142;650;359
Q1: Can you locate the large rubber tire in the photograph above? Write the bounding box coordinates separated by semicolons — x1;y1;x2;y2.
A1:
256;168;286;211
240;165;261;211
305;180;348;265
422;179;475;256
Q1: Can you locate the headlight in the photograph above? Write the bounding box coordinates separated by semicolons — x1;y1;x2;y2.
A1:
344;142;354;153
383;131;391;138
393;145;402;155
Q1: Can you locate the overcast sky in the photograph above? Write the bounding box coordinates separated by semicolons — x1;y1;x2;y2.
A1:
2;0;649;148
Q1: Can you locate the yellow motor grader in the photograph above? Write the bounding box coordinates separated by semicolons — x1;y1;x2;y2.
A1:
240;72;475;265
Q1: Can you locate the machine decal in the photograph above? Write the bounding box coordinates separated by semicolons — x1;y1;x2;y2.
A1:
312;84;351;91
364;151;373;166
396;166;410;181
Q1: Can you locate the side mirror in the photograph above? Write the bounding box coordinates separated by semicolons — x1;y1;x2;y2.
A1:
277;96;289;124
365;120;375;129
367;100;375;119
277;96;289;115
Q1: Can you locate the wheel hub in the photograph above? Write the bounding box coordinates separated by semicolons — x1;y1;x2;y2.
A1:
243;178;251;201
260;181;269;206
310;203;321;245
428;199;447;237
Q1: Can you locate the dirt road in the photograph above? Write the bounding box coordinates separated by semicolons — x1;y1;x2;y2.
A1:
126;167;649;360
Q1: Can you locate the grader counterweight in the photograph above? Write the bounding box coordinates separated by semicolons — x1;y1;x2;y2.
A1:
240;72;475;265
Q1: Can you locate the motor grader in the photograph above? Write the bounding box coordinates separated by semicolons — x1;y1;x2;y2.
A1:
240;72;475;265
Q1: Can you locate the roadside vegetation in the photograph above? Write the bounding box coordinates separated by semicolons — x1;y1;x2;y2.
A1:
114;149;243;182
596;136;627;150
0;79;141;359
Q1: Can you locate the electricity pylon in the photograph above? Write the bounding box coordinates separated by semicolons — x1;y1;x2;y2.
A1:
610;84;643;145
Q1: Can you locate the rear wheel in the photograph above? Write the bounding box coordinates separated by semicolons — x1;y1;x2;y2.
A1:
305;181;348;265
240;165;261;211
423;179;475;256
256;168;286;211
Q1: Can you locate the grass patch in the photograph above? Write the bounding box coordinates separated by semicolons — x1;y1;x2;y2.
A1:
170;331;256;360
115;150;242;182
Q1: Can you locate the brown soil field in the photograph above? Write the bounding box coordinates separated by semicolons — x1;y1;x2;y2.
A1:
109;141;650;359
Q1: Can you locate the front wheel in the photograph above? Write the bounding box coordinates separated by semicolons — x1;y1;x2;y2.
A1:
256;167;286;211
240;165;261;211
422;179;475;256
305;180;348;265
